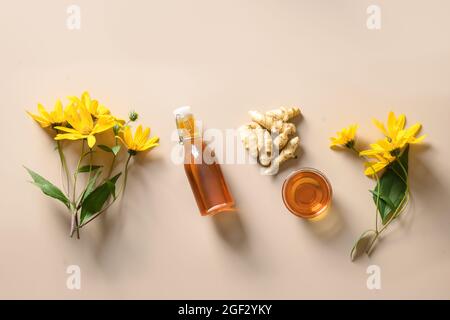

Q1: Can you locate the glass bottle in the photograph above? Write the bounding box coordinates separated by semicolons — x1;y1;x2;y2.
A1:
174;106;235;216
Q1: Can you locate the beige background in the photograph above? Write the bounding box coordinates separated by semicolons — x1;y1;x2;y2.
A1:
1;0;450;299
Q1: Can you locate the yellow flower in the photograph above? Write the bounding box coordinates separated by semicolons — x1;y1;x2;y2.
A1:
68;91;110;118
119;125;159;154
360;138;401;176
373;111;405;141
112;116;126;127
27;100;65;128
69;91;125;127
373;111;426;148
330;124;358;149
360;139;393;157
361;112;426;164
54;103;115;148
363;153;396;176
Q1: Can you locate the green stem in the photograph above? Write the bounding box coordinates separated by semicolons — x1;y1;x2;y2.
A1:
349;145;385;256
122;153;132;194
372;169;381;233
79;153;133;228
391;166;407;184
55;138;71;197
366;189;409;255
86;148;93;183
396;158;409;181
75;147;95;207
106;137;119;179
73;140;85;204
350;145;381;232
70;140;85;238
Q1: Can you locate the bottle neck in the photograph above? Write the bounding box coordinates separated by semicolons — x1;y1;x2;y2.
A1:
176;113;200;142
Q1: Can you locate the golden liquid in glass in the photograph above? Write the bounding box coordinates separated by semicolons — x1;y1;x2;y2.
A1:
282;168;332;219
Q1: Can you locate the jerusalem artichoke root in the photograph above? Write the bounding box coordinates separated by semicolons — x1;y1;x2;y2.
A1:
248;110;284;133
239;106;301;174
239;122;273;166
263;136;300;175
259;130;273;167
266;106;301;122
273;122;296;150
238;122;260;158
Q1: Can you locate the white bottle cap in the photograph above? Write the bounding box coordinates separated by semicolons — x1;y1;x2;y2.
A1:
173;105;192;117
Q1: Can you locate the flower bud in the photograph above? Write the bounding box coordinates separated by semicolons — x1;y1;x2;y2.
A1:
113;124;120;136
129;111;139;122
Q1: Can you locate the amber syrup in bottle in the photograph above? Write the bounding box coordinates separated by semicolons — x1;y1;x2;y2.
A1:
174;106;235;216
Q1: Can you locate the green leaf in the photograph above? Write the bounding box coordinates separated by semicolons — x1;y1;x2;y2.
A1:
350;230;377;261
106;181;117;200
372;146;409;224
24;167;70;208
111;145;121;156
77;165;102;173
98;144;121;156
80;172;122;224
98;145;112;153
80;169;103;204
369;189;395;209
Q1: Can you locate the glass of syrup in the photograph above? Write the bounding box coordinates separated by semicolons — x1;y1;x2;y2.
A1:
282;168;332;219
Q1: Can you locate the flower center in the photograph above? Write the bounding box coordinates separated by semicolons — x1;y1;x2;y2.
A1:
345;140;355;149
390;148;401;157
80;126;92;135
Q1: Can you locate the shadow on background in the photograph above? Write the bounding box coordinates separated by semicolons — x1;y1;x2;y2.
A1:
298;199;346;242
212;211;248;251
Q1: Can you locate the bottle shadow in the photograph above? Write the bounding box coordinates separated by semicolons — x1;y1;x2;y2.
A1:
212;211;249;251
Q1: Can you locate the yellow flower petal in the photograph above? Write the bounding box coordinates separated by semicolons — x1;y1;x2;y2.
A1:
138;127;150;146
53;100;64;122
141;136;159;151
79;104;93;131
97;105;110;116
387;111;396;135
37;103;51;120
81;91;91;106
404;123;421;139
135;125;143;141
92;116;115;135
55;133;86;141
410;134;426;144
54;126;80;133
123;126;133;147
364;161;388;176
87;135;96;148
27;111;51;128
395;114;406;133
372;118;388;136
359;149;381;156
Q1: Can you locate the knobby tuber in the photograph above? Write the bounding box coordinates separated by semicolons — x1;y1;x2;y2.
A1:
239;107;301;174
264;136;300;175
